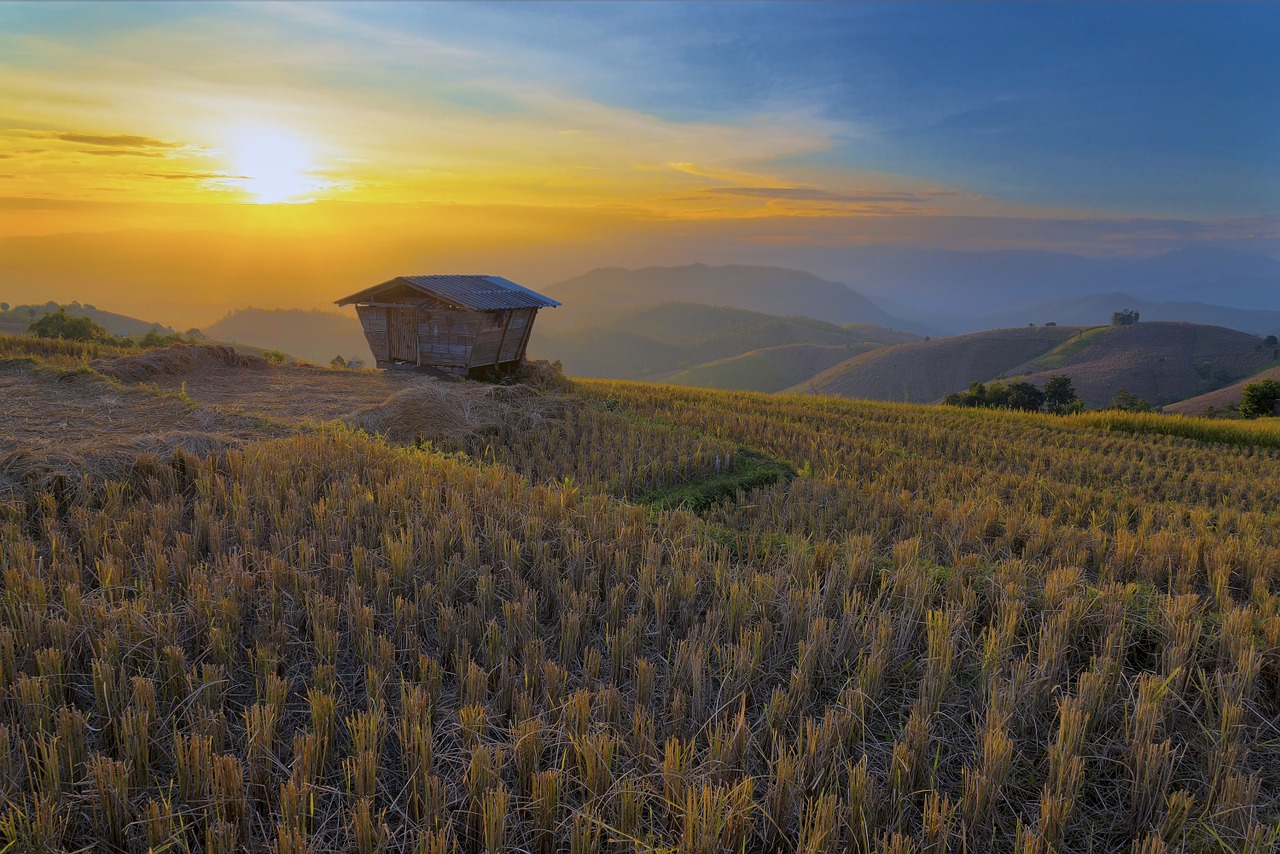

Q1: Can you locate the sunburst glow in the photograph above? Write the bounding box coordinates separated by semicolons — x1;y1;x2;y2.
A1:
226;127;324;204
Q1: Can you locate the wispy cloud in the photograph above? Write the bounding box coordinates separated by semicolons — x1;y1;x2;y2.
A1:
708;187;958;205
77;148;169;158
145;171;239;181
21;130;180;149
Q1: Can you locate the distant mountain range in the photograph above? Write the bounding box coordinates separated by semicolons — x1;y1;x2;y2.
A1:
539;263;920;333
976;292;1280;336
14;254;1279;413
528;302;917;382
784;246;1280;333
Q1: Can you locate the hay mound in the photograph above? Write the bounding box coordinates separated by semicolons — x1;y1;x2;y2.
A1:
344;379;570;443
95;344;268;383
0;432;236;498
512;359;575;393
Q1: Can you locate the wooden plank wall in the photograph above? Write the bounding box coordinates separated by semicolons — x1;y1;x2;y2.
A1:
358;301;542;371
469;310;509;366
500;309;535;363
355;305;390;363
417;306;478;368
389;308;418;362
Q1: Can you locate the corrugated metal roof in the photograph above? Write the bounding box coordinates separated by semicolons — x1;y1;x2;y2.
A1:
335;275;560;311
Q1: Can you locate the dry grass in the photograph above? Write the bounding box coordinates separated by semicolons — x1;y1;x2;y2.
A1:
0;359;283;495
92;343;269;382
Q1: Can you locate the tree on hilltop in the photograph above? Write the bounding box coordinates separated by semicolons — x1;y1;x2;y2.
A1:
1112;309;1140;326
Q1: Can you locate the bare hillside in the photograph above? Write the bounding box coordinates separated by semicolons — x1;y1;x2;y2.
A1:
789;326;1080;402
1010;322;1274;408
1164;366;1280;415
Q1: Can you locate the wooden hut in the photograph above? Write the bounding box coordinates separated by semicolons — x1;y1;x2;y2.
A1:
335;275;559;375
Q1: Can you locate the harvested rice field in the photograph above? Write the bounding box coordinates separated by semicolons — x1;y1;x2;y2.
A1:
0;334;1278;853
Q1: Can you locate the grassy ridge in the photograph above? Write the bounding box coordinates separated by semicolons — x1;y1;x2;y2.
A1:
1028;324;1110;369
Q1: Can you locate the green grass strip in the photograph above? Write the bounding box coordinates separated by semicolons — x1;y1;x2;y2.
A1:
636;448;796;512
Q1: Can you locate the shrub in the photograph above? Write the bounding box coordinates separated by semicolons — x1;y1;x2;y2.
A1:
1111;309;1140;326
1108;388;1152;412
28;308;108;342
263;350;289;364
1238;378;1280;418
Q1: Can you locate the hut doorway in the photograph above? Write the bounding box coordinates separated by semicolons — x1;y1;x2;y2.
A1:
388;308;419;363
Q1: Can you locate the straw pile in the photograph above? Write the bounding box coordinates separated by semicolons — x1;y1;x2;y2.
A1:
344;378;571;443
94;344;268;382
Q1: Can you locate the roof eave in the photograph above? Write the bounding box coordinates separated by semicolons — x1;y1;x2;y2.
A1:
333;277;406;306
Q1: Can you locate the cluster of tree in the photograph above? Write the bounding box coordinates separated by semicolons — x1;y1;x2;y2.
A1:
26;308;204;348
944;374;1081;414
1111;309;1140;326
1239;378;1280;419
1106;388;1153;412
27;309;110;342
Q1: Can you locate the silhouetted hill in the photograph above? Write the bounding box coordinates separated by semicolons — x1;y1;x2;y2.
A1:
0;301;176;337
529;302;912;381
205;308;372;365
540;264;917;332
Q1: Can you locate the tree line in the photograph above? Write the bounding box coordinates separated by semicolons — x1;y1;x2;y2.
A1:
943;374;1081;414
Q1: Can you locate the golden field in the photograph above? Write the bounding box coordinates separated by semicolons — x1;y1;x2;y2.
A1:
0;337;1276;852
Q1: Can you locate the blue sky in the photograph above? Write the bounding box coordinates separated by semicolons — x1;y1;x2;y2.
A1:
334;1;1280;216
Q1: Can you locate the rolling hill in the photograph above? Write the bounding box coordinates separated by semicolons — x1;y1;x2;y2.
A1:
1008;322;1275;408
204;307;373;364
530;302;915;381
663;342;882;392
539;263;917;332
794;321;1275;408
790;325;1080;402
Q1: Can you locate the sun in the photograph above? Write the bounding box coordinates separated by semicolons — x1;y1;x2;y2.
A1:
226;127;324;204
